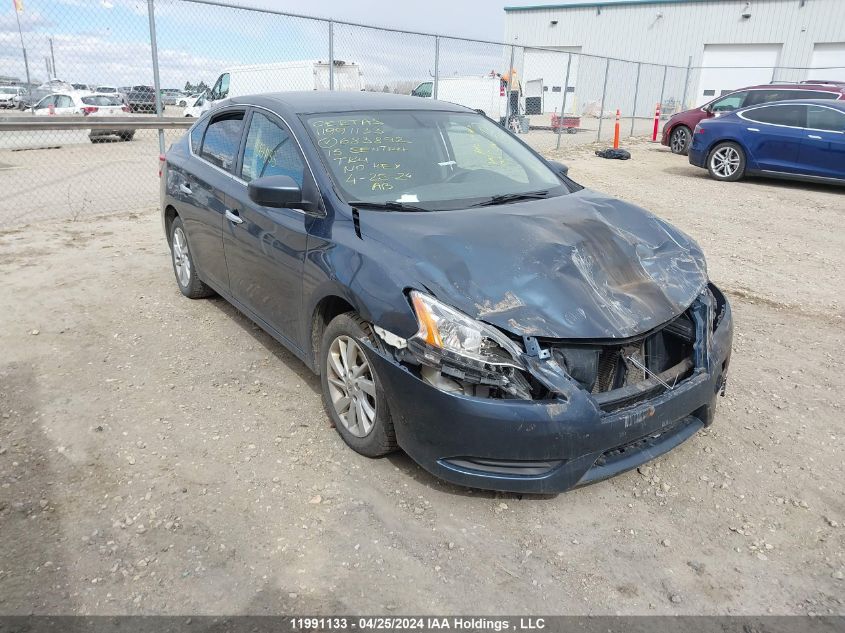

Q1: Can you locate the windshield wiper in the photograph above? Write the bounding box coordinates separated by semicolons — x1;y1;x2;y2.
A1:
473;190;551;207
349;200;430;212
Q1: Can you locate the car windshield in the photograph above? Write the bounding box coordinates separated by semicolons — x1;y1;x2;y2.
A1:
302;110;570;211
0;88;17;94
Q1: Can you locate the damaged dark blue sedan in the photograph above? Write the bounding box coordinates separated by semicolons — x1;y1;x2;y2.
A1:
161;92;733;493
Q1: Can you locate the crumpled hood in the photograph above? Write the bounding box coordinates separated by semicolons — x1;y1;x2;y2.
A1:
362;189;708;340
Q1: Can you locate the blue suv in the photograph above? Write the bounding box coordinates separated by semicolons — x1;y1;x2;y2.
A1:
688;99;845;185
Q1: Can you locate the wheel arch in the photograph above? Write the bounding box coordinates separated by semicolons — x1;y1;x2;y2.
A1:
308;290;360;375
163;205;179;245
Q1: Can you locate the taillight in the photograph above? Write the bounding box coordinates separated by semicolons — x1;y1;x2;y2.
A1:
158;154;165;178
82;106;98;115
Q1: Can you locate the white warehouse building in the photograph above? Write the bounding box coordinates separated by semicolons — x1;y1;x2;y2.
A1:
504;0;845;117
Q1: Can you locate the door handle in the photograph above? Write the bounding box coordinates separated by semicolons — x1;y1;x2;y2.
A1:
225;209;243;225
807;135;822;140
179;183;192;195
746;127;760;132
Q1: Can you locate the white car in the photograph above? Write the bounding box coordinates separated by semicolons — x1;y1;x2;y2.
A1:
32;92;136;142
182;93;210;117
0;86;25;108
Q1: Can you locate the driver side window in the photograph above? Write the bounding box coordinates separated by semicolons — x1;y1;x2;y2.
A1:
710;92;747;112
240;111;305;186
211;73;230;101
412;82;433;98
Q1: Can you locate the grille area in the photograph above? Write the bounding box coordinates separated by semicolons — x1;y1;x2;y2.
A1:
550;312;697;412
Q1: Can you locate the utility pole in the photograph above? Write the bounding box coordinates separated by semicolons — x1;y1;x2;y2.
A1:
14;5;33;109
49;37;57;79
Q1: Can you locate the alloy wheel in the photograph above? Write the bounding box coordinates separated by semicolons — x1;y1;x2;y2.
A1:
670;127;689;153
172;227;191;287
326;335;377;438
710;146;741;178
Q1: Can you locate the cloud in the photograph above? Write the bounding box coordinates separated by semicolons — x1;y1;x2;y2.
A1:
1;1;509;90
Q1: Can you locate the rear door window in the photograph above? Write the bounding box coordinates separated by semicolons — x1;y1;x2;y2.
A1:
239;111;305;186
743;104;808;128
190;116;210;154
35;95;55;109
745;89;839;106
200;111;245;171
807;106;845;132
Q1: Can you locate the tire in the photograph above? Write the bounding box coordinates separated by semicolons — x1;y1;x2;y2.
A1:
707;141;746;182
669;125;691;155
320;313;397;457
169;217;214;299
120;131;134;142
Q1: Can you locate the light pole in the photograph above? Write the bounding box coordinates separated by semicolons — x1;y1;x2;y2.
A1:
13;4;33;109
49;37;57;79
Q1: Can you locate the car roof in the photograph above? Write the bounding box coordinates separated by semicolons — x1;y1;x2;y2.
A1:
740;98;845;110
227;91;472;115
740;83;845;92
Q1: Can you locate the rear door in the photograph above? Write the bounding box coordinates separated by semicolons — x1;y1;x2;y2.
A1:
798;105;845;180
221;108;311;346
177;108;247;290
738;103;808;173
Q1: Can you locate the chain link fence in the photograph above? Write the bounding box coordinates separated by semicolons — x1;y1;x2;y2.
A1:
1;0;843;226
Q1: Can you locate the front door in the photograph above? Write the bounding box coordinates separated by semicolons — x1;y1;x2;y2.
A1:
739;103;807;173
222;108;310;347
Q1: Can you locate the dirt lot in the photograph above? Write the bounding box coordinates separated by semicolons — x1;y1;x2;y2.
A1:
0;141;842;616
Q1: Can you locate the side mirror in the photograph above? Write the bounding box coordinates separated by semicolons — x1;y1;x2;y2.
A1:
547;160;569;177
248;175;314;211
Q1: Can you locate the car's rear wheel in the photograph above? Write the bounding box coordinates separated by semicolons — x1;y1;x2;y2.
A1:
320;313;397;457
120;131;134;142
169;217;214;299
669;125;691;155
707;141;746;182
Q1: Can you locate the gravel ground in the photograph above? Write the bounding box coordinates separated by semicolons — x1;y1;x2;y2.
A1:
0;141;842;615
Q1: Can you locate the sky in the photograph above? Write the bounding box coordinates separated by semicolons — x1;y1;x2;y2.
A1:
0;0;629;89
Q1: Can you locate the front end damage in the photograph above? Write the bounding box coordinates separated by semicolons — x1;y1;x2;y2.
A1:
364;284;733;493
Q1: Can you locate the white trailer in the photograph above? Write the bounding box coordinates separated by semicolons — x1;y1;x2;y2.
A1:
207;60;363;107
411;74;522;122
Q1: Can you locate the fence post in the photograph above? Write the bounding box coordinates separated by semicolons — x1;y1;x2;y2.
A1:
658;64;667;115
506;44;515;122
680;55;692;111
555;52;573;151
630;61;641;137
147;0;164;156
433;35;440;100
596;56;610;142
328;20;334;91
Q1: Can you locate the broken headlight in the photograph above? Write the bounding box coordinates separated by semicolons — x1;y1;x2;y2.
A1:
409;291;525;370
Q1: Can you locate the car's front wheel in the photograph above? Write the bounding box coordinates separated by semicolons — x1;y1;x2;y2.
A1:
169;217;214;299
320;313;397;457
707;141;746;182
669;125;691;155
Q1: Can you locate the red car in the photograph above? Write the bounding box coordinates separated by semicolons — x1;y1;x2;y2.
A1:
661;82;845;155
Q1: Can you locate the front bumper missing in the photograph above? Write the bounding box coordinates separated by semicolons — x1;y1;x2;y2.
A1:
363;288;733;494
